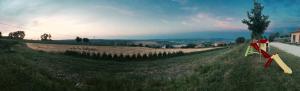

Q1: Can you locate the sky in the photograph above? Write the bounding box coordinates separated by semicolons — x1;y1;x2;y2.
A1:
0;0;300;40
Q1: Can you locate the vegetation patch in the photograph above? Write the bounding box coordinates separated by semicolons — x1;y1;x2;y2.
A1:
64;50;185;61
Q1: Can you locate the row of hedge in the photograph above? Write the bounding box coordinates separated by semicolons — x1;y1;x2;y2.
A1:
64;50;185;61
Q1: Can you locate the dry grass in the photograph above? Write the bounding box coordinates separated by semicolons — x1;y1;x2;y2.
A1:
26;43;220;56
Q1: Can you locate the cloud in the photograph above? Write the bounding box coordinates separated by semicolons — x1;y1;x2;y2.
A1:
182;12;246;30
1;0;299;39
94;5;137;17
0;0;143;39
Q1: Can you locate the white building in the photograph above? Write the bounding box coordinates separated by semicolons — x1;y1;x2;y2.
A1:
291;29;300;44
172;44;187;48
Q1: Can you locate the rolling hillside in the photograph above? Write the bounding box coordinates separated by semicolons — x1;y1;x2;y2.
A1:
0;39;300;91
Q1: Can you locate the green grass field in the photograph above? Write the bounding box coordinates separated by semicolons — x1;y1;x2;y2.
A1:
1;39;300;91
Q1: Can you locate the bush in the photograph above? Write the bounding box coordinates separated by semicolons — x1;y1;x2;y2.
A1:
102;52;108;59
185;44;197;48
162;51;167;56
124;54;131;60
91;52;99;59
158;52;163;57
143;53;148;58
113;54;118;59
268;32;280;42
136;53;142;59
176;51;184;56
235;37;246;44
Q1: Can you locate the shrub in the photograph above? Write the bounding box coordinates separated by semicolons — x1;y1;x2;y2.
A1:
158;52;163;57
162;51;167;56
148;52;154;58
132;54;137;59
91;52;98;59
112;54;118;59
142;53;148;58
137;53;141;59
65;50;78;56
108;53;113;59
81;51;87;57
102;52;108;59
124;54;131;60
235;37;246;44
185;44;197;48
177;51;184;55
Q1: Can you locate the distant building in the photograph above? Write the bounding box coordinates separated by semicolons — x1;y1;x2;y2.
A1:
172;44;187;48
291;29;300;43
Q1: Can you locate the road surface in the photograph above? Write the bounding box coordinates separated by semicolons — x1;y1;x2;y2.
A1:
270;42;300;57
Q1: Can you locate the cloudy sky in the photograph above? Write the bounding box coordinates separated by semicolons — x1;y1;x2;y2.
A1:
0;0;300;39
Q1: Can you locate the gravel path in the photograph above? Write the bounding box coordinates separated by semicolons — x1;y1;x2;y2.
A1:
270;42;300;57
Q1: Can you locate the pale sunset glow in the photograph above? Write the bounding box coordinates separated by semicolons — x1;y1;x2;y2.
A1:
0;0;300;39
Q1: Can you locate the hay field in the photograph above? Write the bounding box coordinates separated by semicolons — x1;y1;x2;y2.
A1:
26;43;220;56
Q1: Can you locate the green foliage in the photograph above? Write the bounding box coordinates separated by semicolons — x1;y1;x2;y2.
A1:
185;43;197;48
136;53;142;59
165;44;174;48
157;52;163;57
235;37;246;44
8;31;25;39
41;33;52;41
242;0;270;40
75;36;82;43
268;32;280;42
83;38;89;43
63;50;186;61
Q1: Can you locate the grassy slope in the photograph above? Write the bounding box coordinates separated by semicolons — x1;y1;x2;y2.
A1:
1;39;300;91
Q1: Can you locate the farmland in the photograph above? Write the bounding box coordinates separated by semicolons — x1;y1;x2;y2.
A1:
26;43;221;56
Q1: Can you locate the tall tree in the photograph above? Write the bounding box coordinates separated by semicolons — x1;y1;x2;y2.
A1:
41;33;52;41
83;38;89;43
235;37;246;44
242;0;270;40
9;31;25;39
268;32;280;42
75;36;82;43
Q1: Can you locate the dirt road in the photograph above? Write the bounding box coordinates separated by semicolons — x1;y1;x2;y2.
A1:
270;42;300;57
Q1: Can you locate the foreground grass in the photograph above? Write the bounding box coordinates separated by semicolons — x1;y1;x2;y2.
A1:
0;39;300;91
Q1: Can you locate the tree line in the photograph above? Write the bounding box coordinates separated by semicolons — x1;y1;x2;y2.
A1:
65;50;185;61
75;36;89;43
0;31;91;43
0;31;25;39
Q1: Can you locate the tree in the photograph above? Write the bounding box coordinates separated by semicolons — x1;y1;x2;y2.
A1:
41;33;52;41
165;44;173;48
268;32;280;42
9;31;25;39
185;44;197;48
235;37;246;44
8;32;13;39
83;38;89;43
0;32;2;38
242;0;270;40
75;36;82;43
